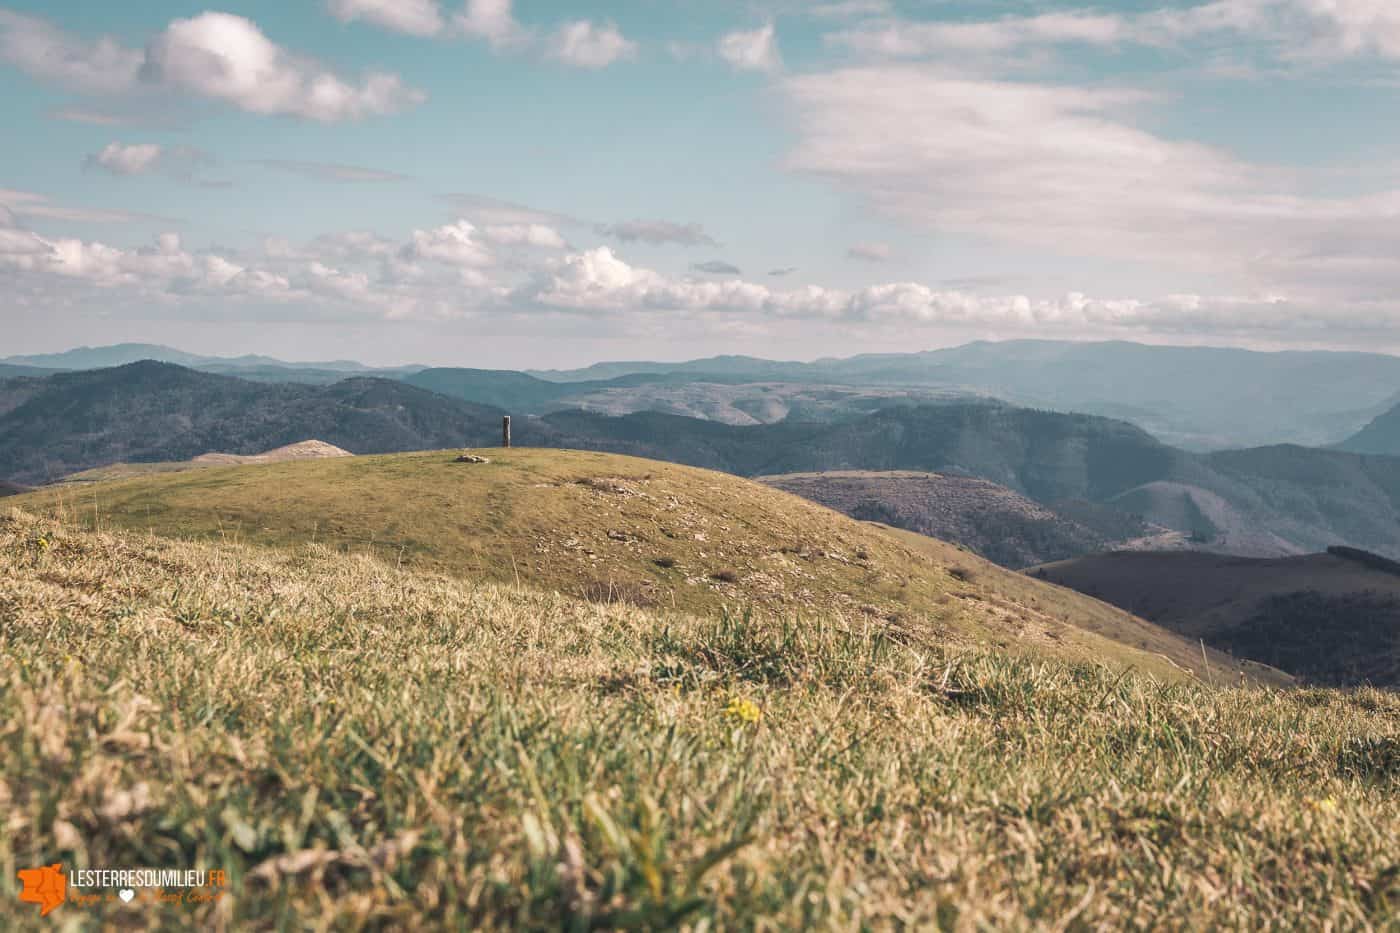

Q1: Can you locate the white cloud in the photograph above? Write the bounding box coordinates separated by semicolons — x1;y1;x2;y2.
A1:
826;1;1400;63
83;142;212;181
326;0;445;37
596;219;719;247
143;13;424;121
692;260;743;275
718;24;782;73
7;209;1400;348
406;219;495;267
85;142;164;176
441;193;582;228
779;64;1400;298
0;11;423;122
0;188;180;224
479;223;568;248
830;11;1129;57
549;21;637;68
51;108;130;126
0;10;141;93
847;242;891;262
455;0;529;47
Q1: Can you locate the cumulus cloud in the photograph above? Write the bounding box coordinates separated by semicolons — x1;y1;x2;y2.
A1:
596;219;719;247
84;142;212;180
252;159;410;182
0;10;423;122
718;24;782;73
549;20;637;68
326;0;445;37
405;219;495;267
85;142;163;176
143;13;424;121
9;208;1400;348
847;242;891;262
514;244;1351;341
455;0;529;47
691;260;743;275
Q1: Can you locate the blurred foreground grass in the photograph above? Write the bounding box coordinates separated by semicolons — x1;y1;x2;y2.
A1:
0;509;1396;929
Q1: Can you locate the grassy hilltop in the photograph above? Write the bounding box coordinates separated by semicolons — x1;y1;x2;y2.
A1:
11;448;1267;682
1;506;1397;928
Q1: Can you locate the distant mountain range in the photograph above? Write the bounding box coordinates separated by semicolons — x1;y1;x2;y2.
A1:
525;340;1400;450
13;339;1400;450
0;362;546;484
9;360;1400;561
537;406;1400;559
0;343;424;376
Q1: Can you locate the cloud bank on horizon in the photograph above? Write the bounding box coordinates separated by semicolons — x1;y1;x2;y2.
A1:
4;0;1400;365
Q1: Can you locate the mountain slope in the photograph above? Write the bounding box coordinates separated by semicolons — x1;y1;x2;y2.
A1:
759;471;1181;568
1338;400;1400;455
544;403;1183;502
543;406;1400;559
1030;548;1400;685
9;509;1392;929
0;362;538;484
8;448;1276;684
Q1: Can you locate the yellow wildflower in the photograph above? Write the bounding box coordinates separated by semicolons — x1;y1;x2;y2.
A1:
724;697;762;725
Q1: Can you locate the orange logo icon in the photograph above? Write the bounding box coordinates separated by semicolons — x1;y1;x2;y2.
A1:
17;863;67;917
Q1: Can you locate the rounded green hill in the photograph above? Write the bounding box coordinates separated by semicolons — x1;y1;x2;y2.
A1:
13;447;1282;683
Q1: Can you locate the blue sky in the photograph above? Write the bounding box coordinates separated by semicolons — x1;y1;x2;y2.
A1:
4;0;1400;366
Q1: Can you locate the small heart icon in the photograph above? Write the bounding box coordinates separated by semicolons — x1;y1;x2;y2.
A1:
119;889;135;903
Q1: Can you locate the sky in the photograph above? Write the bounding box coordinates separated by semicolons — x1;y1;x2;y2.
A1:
4;0;1400;367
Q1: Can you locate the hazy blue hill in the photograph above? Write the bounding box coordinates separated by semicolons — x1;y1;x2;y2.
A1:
0;363;63;378
403;364;604;409
534;340;1400;449
543;404;1400;560
544;403;1181;502
3;343;209;369
0;362;541;484
1;344;423;378
1338;401;1400;456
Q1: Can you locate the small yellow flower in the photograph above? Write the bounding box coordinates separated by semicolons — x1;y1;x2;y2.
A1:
724;697;762;724
1304;796;1338;814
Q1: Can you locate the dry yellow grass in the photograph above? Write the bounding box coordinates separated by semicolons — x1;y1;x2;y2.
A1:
11;448;1276;684
1;509;1396;929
